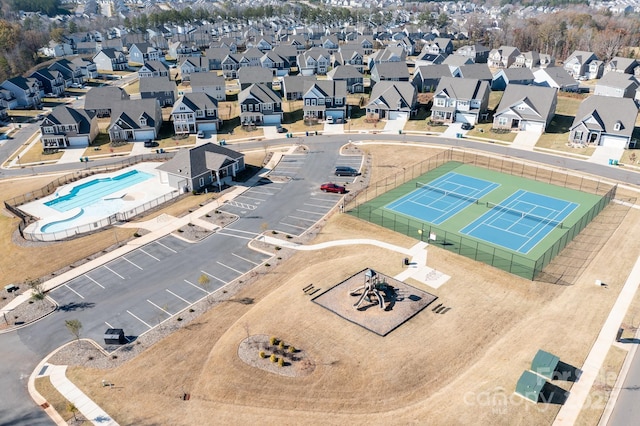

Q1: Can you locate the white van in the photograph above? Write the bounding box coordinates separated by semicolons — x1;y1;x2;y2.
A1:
326;116;334;124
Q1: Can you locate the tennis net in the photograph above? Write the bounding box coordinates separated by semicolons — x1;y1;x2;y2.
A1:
416;182;479;204
486;202;564;228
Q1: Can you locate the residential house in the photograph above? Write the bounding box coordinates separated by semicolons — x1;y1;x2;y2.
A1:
327;65;364;94
302;80;347;121
513;51;540;69
604;57;638;76
179;57;209;81
128;42;162;64
221;51;261;79
392;36;416;56
260;50;290;77
492;85;557;132
443;55;475;74
108;99;163;142
423;38;454;56
370;62;410;87
40;40;74;58
271;44;298;67
214;37;238;54
488;46;521;69
431;77;490;124
332;48;365;73
594;73;639;99
70;57;98;80
533;67;580;92
157;142;245;192
412;65;451;93
189;73;226;101
238;83;283;125
252;37;275;53
93;48;128;72
491;67;535;90
171;92;221;134
414;51;447;67
48;59;85;86
238;67;273;90
0;77;41;109
29;69;65;97
455;43;490;64
365;81;417;121
320;35;340;54
39;106;98;149
139;77;177;107
563;50;598;78
0;89;14;121
281;75;315;100
84;86;130;117
297;47;331;76
455;63;493;83
569;95;638;148
367;46;406;71
138;61;170;79
169;41;200;59
539;54;555;68
353;36;374;55
205;47;231;71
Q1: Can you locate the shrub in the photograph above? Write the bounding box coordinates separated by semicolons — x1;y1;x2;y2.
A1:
259;351;266;358
271;230;278;234
270;354;277;363
275;246;281;251
133;232;140;238
270;336;278;346
177;317;183;321
286;235;293;239
265;263;270;267
278;357;284;367
278;341;285;350
189;308;195;313
289;346;296;353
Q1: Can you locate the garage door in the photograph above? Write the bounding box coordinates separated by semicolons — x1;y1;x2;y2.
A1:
455;113;476;125
135;130;155;141
388;111;409;120
262;115;282;125
198;122;218;131
523;121;544;133
326;110;345;120
67;136;89;147
600;134;629;149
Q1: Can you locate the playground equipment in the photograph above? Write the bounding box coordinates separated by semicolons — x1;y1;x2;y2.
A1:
350;269;387;310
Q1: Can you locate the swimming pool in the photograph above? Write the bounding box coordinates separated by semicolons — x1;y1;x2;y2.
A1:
45;169;153;212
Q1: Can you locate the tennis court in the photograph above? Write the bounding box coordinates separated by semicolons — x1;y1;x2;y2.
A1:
461;190;578;254
385;172;499;225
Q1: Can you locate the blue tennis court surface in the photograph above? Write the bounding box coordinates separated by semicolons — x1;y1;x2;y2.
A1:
461;190;578;254
385;172;499;225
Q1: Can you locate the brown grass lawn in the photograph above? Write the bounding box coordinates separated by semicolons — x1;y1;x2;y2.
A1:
35;377;91;425
488;90;504;111
466;124;517;142
123;80;140;95
51;144;640;425
13;135;65;165
618;149;640;166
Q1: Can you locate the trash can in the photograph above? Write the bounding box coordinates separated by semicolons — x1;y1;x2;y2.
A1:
305;131;309;136
398;130;402;134
608;159;613;165
404;257;410;266
104;328;126;345
315;131;318;135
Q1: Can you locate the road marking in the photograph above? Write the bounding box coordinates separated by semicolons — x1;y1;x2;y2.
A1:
279;221;307;230
166;289;191;304
224;228;258;235
156;241;177;253
232;252;260;266
237;194;267;202
217;261;243;274
84;274;105;289
105;321;114;329
226;200;257;210
147;299;171;316
184;279;209;293
250;189;275;195
201;270;227;284
64;284;84;299
104;265;125;279
305;201;334;208
296;208;324;216
139;248;160;261
289;214;316;222
122;257;143;270
127;310;152;329
216;231;254;241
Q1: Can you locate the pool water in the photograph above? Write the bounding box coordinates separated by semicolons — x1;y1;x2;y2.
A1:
45;169;154;212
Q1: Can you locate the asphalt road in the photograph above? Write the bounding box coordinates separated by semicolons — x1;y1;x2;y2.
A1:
1;131;640;424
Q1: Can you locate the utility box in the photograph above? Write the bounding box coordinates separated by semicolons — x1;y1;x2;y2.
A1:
104;328;126;345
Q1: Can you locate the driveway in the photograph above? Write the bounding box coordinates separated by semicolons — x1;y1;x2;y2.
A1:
511;130;542;150
383;116;408;133
323;122;344;134
588;145;624;165
261;126;280;140
442;122;464;138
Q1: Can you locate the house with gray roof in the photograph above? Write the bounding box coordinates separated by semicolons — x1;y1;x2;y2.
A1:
594;73;639;99
563;51;598;78
204;47;231;71
297;47;331;76
84;86;130;117
443;54;474;74
431;77;490;125
281;75;315;100
138;61;169;79
412;65;452;93
327;65;364;94
366;81;417;121
108;99;162;142
179;57;209;81
367;46;406;71
128;42;162;65
39;105;98;149
533;67;579;92
48;58;85;87
238;67;273;90
488;46;521;69
157;142;245;192
569;96;638;148
370;62;410;87
422;38;454;56
492;85;557;133
171;92;221;134
139;77;177;107
491;67;535;90
513;51;541;69
189;73;226;101
455;43;490;64
332;48;365;73
302;80;347;121
70;57;98;80
0;77;41;109
29;69;65;97
92;48;128;72
238;83;283;125
604;57;638;76
260;50;290;77
455;63;493;83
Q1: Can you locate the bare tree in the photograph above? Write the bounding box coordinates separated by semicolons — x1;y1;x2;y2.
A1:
65;319;83;341
26;278;45;302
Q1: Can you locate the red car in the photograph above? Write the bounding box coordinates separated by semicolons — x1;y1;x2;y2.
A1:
320;183;346;194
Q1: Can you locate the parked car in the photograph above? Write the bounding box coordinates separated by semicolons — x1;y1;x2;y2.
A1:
70;83;84;89
326;116;334;124
197;130;205;138
334;166;360;177
143;140;158;148
461;123;473;130
276;125;286;133
320;183;346;194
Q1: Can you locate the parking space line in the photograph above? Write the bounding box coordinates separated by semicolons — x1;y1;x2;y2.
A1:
166;289;191;304
279;221;307;230
127;310;152;329
104;266;125;279
237;194;266;202
64;284;84;299
226;228;258;235
250;189;275;195
147;299;171;316
296;208;325;216
156;241;177;253
184;279;209;293
289;215;317;223
306;201;336;207
84;274;105;289
216;231;255;241
201;270;227;284
122;257;143;270
105;321;114;329
216;261;243;274
232;253;260;266
139;248;160;261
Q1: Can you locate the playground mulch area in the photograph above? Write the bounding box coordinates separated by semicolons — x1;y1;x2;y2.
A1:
312;269;437;336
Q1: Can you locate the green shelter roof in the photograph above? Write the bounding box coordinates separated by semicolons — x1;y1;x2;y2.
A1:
515;370;546;403
531;349;560;380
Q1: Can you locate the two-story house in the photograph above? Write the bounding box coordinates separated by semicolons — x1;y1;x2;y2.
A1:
367;46;406;71
370;62;410;87
512;51;540;69
604;57;638;76
84;86;130;117
302;80;347;121
281;75;315;100
179;57;209;82
319;35;339;54
455;43;490;64
297;47;331;76
171;92;221;134
139;77;177;107
39;105;98;149
238;83;283;125
492;85;557;133
70;57;99;80
332;48;365;73
563;50;598;78
412;65;452;93
423;37;454;56
569;95;638;149
327;65;364;94
189;73;226;102
108;99;163;142
260;50;290;77
93;48;128;72
128;42;162;65
488;46;521;69
29;69;66;97
431;76;490;125
366;81;417;121
594;73;639;99
205;47;231;71
0;77;41;109
0;89;14;121
48;59;85;86
238;67;273;91
138;61;170;79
